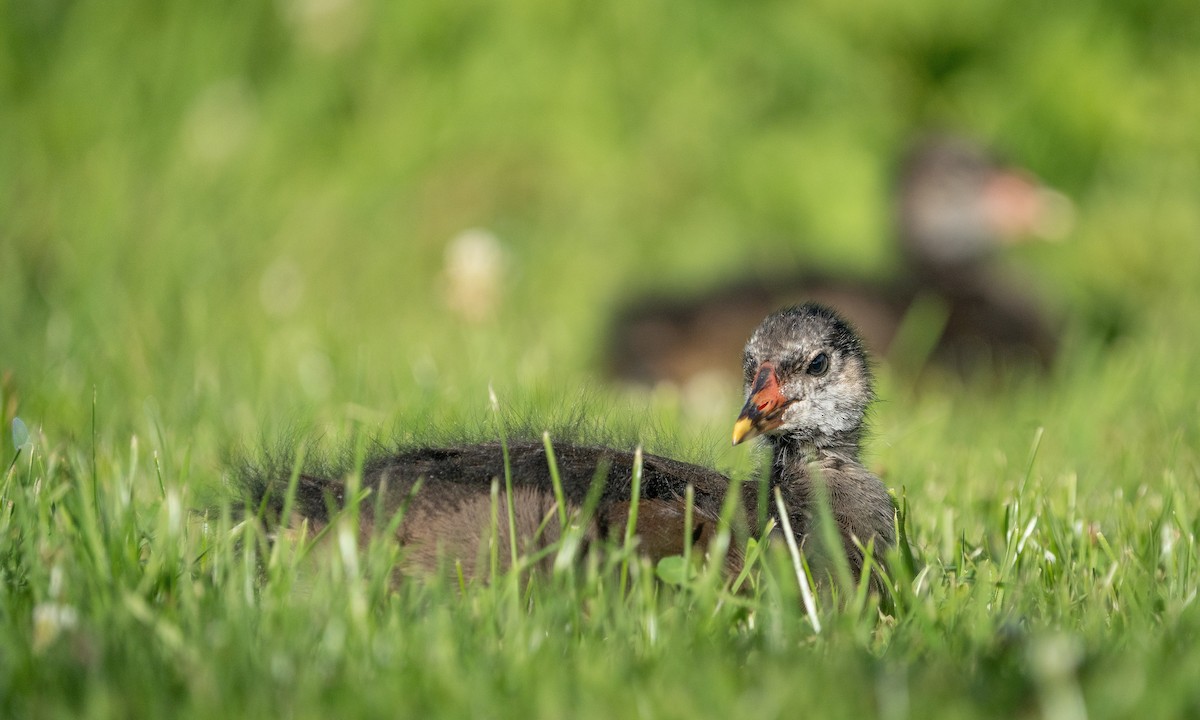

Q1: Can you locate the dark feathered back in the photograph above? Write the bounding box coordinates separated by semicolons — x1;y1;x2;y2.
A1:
240;438;749;578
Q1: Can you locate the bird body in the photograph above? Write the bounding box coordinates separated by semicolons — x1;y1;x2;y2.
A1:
734;304;895;587
251;304;896;591
279;441;739;577
606;135;1068;387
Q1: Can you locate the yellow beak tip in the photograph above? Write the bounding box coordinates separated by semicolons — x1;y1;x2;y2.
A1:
731;417;754;446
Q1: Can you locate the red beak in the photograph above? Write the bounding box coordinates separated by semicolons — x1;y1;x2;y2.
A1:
983;170;1075;243
732;362;792;445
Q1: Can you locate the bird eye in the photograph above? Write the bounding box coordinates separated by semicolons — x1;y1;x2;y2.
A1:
806;352;830;377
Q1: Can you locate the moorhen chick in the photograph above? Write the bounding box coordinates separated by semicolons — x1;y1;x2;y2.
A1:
732;303;895;588
606;135;1071;387
250;304;894;588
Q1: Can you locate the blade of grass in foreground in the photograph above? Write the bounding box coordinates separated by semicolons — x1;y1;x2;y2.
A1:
542;431;568;531
490;385;519;572
774;487;821;633
682;483;695;578
619;446;644;597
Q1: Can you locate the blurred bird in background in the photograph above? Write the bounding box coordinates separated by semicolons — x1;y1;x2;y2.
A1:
605;134;1076;389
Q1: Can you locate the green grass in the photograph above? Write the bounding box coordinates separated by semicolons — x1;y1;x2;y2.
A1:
4;0;1200;717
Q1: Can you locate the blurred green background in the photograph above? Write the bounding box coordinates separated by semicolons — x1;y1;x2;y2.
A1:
3;0;1200;479
4;1;1200;717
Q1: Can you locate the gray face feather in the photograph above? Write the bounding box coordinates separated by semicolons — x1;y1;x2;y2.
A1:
742;304;874;448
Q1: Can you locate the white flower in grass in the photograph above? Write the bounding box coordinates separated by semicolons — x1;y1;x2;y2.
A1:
34;565;78;652
32;603;78;654
165;489;184;539
1161;523;1179;560
32;592;78;657
442;228;506;324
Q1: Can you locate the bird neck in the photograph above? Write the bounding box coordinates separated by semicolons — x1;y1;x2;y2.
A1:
768;431;861;481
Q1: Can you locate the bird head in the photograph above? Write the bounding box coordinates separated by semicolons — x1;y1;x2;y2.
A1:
732;304;873;449
897;135;1074;269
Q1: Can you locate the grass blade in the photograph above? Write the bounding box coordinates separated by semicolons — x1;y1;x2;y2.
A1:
774;487;822;633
